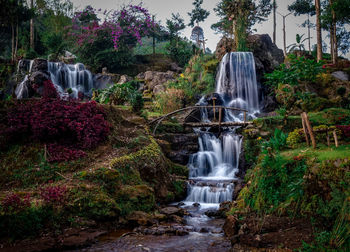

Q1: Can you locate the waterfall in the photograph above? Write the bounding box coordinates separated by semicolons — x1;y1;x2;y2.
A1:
184;52;259;208
16;60;95;99
48;62;94;99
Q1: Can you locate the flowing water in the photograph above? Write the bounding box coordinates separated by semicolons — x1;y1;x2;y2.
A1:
75;52;260;251
16;60;95;99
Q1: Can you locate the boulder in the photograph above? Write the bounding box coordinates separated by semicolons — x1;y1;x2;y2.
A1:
118;75;133;84
29;71;50;86
153;84;165;94
126;211;154;226
93;73;121;89
31;58;48;72
159;206;184;216
223;215;239;238
142;71;176;91
332;71;349;81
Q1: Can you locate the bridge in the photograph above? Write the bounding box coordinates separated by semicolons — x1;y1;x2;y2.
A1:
148;105;252;134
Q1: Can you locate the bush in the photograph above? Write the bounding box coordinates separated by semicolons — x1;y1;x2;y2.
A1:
265;54;324;87
154;88;185;113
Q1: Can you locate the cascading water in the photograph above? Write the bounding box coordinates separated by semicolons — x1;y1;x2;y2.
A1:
16;60;95;99
184;52;259;209
48;62;94;98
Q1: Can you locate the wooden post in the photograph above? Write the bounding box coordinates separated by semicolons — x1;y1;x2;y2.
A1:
333;130;339;147
244;111;246;123
218;107;222;131
301;115;310;147
301;112;316;149
212;97;216;121
326;130;330;147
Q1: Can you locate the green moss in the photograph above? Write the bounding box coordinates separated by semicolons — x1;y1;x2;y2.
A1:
68;184;120;221
169;162;188;177
116;185;155;216
155;121;184;134
172;179;187;200
308;108;350;125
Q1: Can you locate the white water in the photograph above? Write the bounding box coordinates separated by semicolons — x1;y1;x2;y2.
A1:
184;52;260;208
16;60;95;99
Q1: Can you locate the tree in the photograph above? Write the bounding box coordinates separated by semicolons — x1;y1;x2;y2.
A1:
0;0;32;61
212;0;272;51
188;0;210;27
30;0;34;50
315;0;323;61
273;0;277;44
288;0;316;54
166;13;186;47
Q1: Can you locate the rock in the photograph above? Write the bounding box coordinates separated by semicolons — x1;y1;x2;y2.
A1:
192;202;200;207
332;71;349;81
200;227;209;233
232;180;244;200
29;71;50;86
219;201;233;214
143;71;176;91
170;214;185;224
118;75;133;84
31;58;48;72
170;62;183;73
153;84;165;94
126;211;153;226
136;72;145;80
159;206;184;216
205;210;220;218
223;215;239;237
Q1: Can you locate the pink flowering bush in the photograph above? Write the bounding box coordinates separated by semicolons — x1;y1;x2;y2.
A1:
47;144;86;162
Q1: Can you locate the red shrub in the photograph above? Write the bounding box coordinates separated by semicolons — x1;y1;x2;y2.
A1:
42;80;59;99
336;125;350;138
40;185;67;205
5;99;110;149
47;143;86;162
1;193;31;213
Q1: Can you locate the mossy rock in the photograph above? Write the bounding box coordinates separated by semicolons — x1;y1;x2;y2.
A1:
68;184;121;221
116;184;155;216
155;121;184;134
308;108;350;125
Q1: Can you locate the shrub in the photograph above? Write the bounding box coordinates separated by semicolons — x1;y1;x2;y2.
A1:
1;193;31;214
286;128;304;148
4;99;110;150
40;185;67;206
265;54;324;87
154;88;185;113
47;144;86;162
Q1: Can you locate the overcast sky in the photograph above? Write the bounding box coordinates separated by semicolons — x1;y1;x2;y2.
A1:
71;0;349;59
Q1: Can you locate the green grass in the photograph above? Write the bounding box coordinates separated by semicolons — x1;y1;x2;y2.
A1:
281;144;350;161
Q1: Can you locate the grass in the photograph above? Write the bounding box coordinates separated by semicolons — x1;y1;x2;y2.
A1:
281;144;350;161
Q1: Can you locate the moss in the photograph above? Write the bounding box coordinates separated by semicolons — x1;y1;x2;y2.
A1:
300;96;334;112
68;184;121;221
155;121;184;134
169;162;188;177
172;179;187;200
116;185;155;216
308;108;350;125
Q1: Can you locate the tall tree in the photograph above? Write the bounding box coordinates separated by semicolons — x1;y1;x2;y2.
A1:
288;0;316;54
315;0;323;61
188;0;209;52
212;0;272;51
272;0;277;44
188;0;210;27
30;0;34;50
278;12;292;56
166;13;186;45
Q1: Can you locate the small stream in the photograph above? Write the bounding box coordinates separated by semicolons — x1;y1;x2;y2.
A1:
72;52;259;252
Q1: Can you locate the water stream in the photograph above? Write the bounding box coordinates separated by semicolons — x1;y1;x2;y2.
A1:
76;52;260;251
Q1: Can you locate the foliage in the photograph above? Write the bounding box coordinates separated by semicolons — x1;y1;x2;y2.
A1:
265;54;324;87
286;128;304;148
287;33;309;53
154;88;185;114
262;129;288;152
93;81;143;111
1;193;31;214
166;13;186;40
40;184;67;205
187;0;210;27
47;143;86;162
212;0;271;50
2;99;110;158
166;39;195;67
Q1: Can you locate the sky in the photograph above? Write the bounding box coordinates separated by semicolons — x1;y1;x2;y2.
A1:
71;0;349;59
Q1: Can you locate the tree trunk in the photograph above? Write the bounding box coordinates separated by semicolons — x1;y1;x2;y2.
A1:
282;15;287;56
11;23;15;62
273;0;277;44
152;15;155;55
315;0;323;62
15;22;19;60
330;0;337;64
330;27;334;62
30;0;34;50
307;14;311;54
